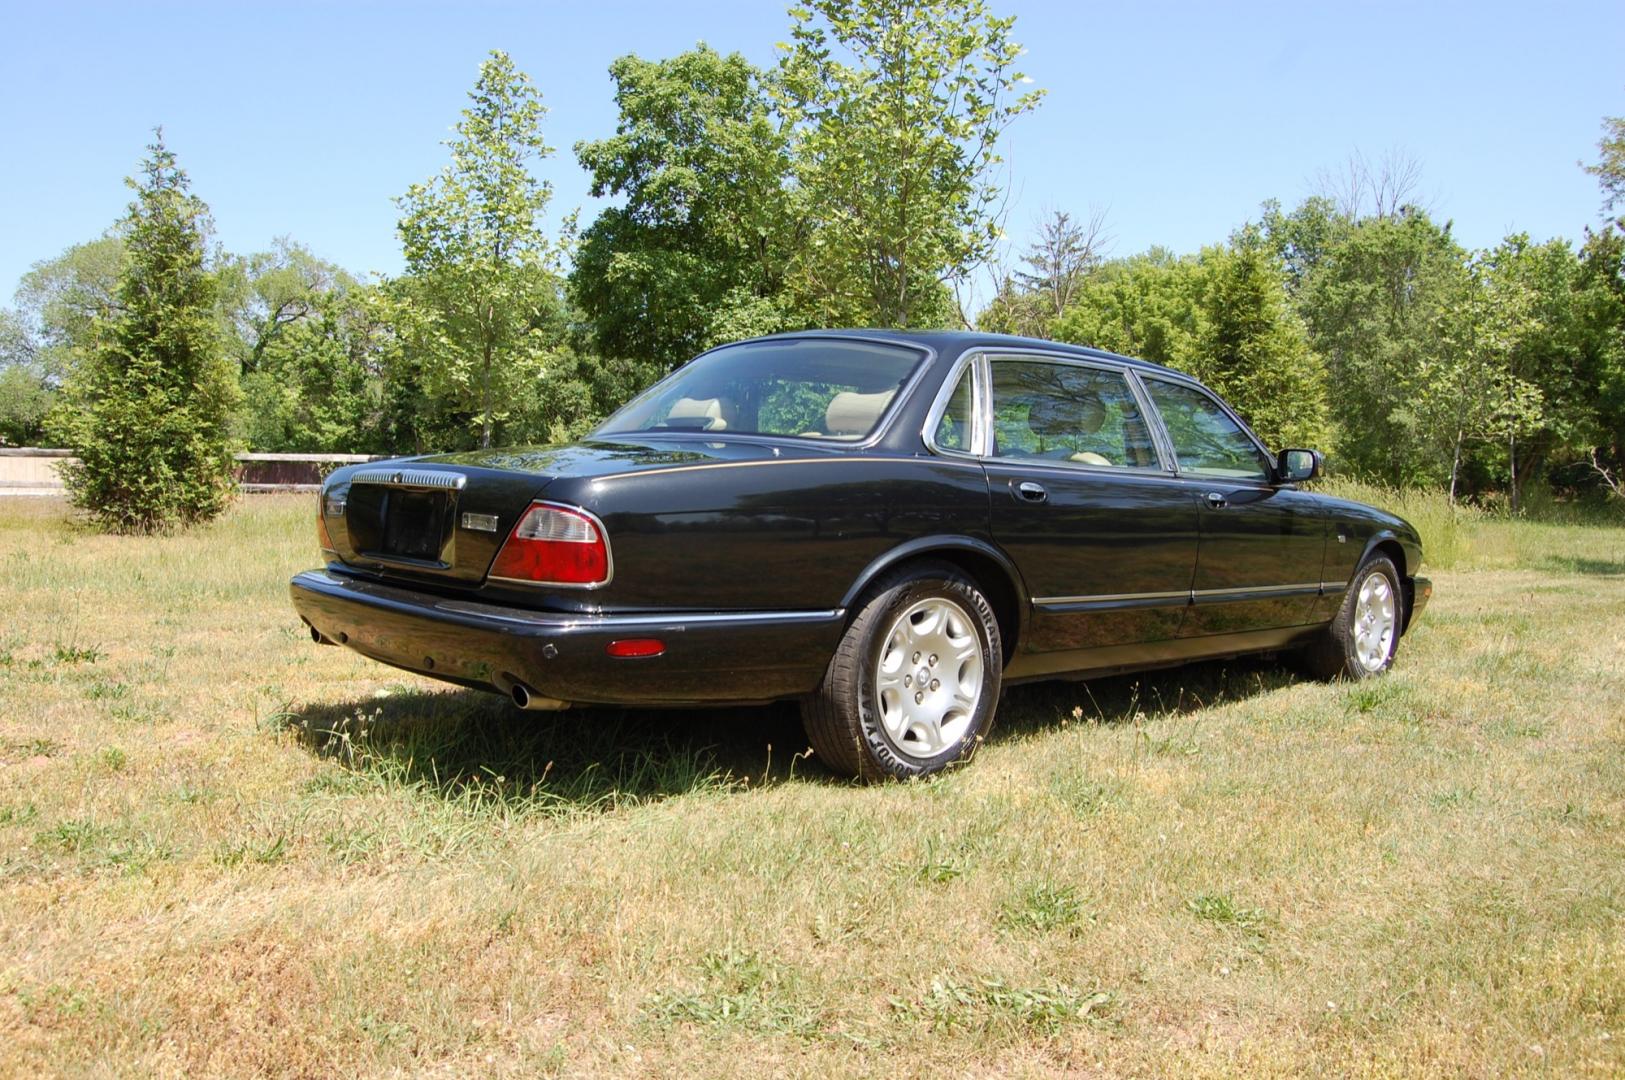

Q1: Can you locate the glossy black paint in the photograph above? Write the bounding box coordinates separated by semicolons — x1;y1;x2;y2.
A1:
290;330;1428;709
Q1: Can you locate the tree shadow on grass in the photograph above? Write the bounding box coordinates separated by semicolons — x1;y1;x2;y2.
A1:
1539;554;1625;577
280;654;1302;814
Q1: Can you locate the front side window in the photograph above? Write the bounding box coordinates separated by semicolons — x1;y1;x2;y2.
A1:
594;338;924;441
987;359;1159;469
1143;378;1271;481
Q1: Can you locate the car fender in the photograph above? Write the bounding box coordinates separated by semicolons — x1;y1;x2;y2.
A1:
1354;528;1419;580
839;535;1032;653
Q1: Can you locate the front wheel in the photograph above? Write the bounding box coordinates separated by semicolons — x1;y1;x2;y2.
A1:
800;562;1002;781
1302;555;1404;680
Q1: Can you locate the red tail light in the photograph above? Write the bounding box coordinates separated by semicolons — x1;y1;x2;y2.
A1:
488;502;611;587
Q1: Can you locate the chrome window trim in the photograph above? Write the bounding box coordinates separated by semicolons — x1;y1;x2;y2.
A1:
1136;371;1278;487
592;333;938;453
919;351;988;458
924;346;1175;474
487;500;616;591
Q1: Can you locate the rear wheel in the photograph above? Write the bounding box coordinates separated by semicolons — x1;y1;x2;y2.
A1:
801;562;1001;781
1302;555;1403;680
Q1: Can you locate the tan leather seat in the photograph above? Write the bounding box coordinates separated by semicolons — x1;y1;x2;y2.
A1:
821;389;896;439
668;396;732;431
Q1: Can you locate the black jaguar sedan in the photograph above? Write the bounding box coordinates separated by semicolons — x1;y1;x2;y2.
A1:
292;331;1431;780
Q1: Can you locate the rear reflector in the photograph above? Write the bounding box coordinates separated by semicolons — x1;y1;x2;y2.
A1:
606;638;664;659
488;502;611;587
318;498;337;555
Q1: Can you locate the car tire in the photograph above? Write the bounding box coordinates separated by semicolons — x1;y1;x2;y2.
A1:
801;561;1002;781
1302;555;1404;680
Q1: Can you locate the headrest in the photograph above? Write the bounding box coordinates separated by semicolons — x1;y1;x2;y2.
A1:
1027;393;1105;438
824;389;896;436
668;397;729;431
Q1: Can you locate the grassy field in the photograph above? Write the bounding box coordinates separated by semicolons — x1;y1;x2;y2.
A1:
0;494;1621;1077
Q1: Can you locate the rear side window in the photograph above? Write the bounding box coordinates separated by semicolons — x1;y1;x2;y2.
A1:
933;365;976;452
595;338;924;441
987;359;1159;469
1143;378;1271;481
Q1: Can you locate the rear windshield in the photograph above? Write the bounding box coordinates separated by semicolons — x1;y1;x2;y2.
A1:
593;338;925;442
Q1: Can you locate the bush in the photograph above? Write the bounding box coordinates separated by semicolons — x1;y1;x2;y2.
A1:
53;136;240;533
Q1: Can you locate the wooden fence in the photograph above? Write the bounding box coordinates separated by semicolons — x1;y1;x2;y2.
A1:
0;448;380;495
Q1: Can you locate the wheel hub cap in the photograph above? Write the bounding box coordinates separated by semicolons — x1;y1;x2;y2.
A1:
1353;570;1396;672
874;597;982;759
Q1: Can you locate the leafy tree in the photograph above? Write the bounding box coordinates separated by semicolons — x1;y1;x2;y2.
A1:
11;236;126;382
1050;237;1329;451
1584;115;1625;223
1013;208;1110;319
1293;208;1468;484
1193;230;1330;452
572;46;796;372
52;134;241;532
778;0;1044;326
215;241;395;452
392;50;561;449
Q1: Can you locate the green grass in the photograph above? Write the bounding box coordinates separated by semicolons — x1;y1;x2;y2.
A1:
0;494;1621;1076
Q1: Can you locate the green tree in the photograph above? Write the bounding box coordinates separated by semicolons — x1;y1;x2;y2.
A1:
1584;115;1625;224
778;0;1044;326
215;241;394;452
572;46;796;372
393;50;560;449
1049;237;1330;451
52;133;241;532
1293;208;1468;484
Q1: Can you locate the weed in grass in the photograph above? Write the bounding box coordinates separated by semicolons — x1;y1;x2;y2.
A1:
85;679;128;701
215;834;289;867
2;737;62;760
646;949;818;1036
1345;677;1409;715
1187;892;1271;937
916;833;967;883
0;802;39;826
1048;772;1112;818
892;976;1115;1035
1000;882;1090;935
52;643;102;665
1431;786;1479;810
39;818;107;853
97;746;127;772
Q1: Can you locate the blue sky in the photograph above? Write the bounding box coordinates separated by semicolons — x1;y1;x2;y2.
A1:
2;0;1621;303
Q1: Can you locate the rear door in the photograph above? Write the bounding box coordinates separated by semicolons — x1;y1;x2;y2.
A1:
1137;375;1327;635
979;354;1199;652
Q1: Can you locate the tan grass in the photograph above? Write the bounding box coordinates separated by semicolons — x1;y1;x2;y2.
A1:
0;495;1621;1077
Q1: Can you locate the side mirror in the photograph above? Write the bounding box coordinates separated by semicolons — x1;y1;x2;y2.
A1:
1277;448;1323;483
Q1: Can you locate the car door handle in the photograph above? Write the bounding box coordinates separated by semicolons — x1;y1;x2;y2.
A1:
1015;481;1049;504
1205;491;1228;509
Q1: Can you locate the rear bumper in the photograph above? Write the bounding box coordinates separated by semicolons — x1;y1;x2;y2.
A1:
1406;575;1432;630
289;569;845;707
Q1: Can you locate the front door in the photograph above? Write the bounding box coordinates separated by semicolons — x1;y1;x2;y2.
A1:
982;355;1200;653
1139;375;1327;636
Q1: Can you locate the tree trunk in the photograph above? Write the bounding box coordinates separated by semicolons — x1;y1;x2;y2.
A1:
1508;432;1519;515
1449;430;1464;505
480;336;494;450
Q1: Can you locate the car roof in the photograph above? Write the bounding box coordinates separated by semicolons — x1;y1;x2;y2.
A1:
751;328;1185;379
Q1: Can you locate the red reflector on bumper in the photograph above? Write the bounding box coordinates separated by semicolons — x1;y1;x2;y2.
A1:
606;638;665;659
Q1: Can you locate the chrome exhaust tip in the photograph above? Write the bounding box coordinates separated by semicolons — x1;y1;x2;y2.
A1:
508;680;570;712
